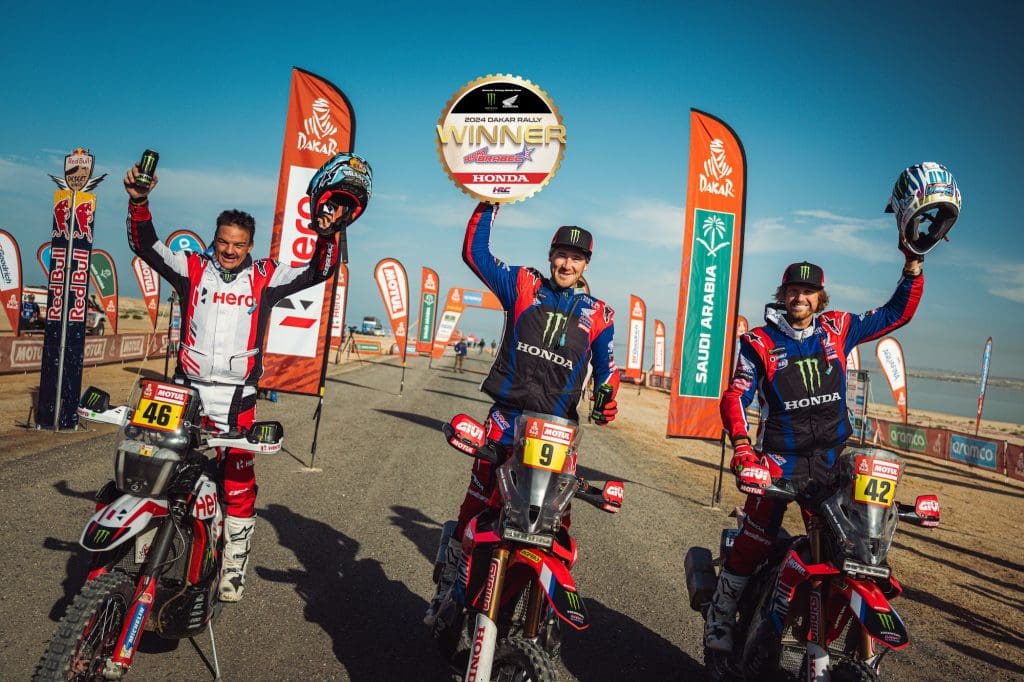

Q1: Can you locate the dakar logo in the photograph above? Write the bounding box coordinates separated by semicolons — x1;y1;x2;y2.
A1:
696;213;730;257
297;98;340;156
794;358;822;392
699;138;735;197
542;312;569;347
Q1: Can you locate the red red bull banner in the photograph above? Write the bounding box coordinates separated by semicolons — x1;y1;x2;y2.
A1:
416;267;440;355
0;229;23;333
131;256;161;330
262;67;355;396
976;337;992;435
374;258;409;364
667;110;747;438
875;337;908;423
625;294;646;381
652;319;666;376
88;249;118;335
329;263;350;349
431;287;502;358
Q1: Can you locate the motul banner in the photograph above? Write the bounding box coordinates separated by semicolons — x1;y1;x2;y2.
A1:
329;263;349;349
37;243;51;279
262;67;355;396
0;229;22;333
668;109;746;438
416;267;440;355
89;249;118;334
653;319;666;375
625;294;646;380
431;287;502;358
876;337;908;423
976;337;992;435
847;345;861;371
131;256;161;330
374;258;409;364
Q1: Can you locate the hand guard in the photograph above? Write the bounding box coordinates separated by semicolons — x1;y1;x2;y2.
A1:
730;442;771;496
593;398;617;425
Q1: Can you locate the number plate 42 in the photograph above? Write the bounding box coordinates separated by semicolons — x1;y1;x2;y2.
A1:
853;455;902;508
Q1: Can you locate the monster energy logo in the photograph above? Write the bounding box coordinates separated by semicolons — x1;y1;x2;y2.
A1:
253;424;275;443
878;612;895;630
92;528;111;543
800;264;811;279
82;392;101;408
543;312;569;346
564;590;581;610
794;358;822;392
569;228;581;244
486;92;496;106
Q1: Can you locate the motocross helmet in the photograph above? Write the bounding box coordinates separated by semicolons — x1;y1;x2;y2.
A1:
306;152;373;231
885;162;961;256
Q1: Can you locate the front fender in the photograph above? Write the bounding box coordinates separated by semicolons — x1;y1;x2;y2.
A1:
80;494;168;552
846;578;909;650
507;548;588;631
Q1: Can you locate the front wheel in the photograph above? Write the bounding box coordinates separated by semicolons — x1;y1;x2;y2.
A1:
34;571;135;681
490;636;557;682
830;660;880;682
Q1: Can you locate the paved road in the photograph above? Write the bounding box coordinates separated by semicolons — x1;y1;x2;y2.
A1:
0;353;977;680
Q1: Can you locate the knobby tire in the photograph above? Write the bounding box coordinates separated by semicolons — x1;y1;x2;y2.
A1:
490;636;557;682
34;571;135;681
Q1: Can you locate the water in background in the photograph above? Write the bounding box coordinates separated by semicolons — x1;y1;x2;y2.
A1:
868;375;1023;425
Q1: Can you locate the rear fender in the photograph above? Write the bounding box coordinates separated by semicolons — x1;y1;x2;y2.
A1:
507;548;588;631
80;494;168;552
845;578;909;650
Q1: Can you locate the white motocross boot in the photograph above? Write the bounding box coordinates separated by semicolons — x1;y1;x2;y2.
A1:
704;569;749;652
219;515;255;603
424;537;463;627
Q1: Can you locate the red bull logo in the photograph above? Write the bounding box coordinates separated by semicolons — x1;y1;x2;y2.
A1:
74;201;95;241
53;198;71;239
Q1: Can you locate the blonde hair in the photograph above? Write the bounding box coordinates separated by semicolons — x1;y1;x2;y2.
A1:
775;284;829;313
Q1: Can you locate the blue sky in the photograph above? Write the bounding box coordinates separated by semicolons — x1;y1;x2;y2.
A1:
1;2;1022;379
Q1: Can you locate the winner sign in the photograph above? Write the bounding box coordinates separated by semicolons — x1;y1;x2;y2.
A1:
437;75;565;204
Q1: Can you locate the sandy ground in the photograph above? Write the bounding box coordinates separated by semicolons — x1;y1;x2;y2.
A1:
3;303;1023;675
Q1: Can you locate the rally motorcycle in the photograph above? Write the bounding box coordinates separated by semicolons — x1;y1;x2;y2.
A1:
685;446;940;682
433;411;624;681
35;379;283;681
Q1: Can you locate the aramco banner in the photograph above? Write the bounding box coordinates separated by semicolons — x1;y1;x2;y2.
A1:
89;249;118;334
329;263;350;348
262;67;355;396
416;267;440;355
39;148;106;429
653;319;666;375
876;336;908;423
667;110;746;438
374;258;409;364
431;286;502;358
847;344;861;371
131;256;161;330
976;337;992;435
0;229;22;333
625;294;646;381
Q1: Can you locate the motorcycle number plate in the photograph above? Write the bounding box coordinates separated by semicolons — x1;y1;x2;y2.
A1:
135;527;158;563
522;417;575;473
130;380;190;432
853;455;901;508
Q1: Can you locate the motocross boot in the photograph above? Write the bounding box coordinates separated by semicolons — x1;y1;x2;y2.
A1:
704;569;749;652
424;537;464;627
219;515;255;602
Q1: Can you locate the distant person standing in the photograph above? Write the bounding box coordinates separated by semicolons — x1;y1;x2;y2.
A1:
489;340;496;356
453;339;467;373
20;293;42;332
477;338;485;354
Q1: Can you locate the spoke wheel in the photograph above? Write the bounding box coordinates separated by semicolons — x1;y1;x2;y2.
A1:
34;572;135;681
491;636;557;682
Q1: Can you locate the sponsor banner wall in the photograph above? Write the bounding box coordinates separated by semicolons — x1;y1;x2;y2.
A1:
875;337;908;423
652;319;666;375
1006;443;1024;482
89;249;118;334
668;110;746;439
416;267;440;354
0;332;170;373
373;258;409;363
262;67;355;396
947;430;1002;472
0;229;23;333
625;294;646;379
131;256;161;330
329;263;349;348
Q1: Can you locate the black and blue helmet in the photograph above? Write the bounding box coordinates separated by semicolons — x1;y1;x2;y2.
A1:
307;152;373;230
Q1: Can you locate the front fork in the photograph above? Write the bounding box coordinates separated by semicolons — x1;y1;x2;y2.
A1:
804;517;830;682
464;547;509;682
108;507;180;673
